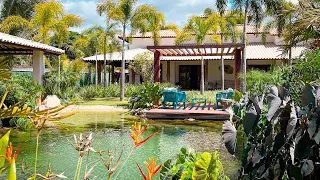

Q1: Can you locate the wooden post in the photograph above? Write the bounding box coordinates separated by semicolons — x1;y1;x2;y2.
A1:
205;60;209;90
111;61;115;84
234;49;241;90
132;70;135;84
97;61;102;84
154;50;161;83
167;61;170;82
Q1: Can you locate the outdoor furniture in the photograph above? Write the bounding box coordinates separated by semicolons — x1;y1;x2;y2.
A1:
191;97;207;108
216;89;234;110
163;88;186;109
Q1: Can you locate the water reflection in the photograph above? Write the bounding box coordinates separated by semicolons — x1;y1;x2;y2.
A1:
4;112;240;179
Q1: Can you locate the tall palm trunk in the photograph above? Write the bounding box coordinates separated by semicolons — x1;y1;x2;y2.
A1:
201;55;204;95
120;25;126;101
241;0;249;92
221;34;225;90
103;35;107;87
289;16;293;65
95;49;98;88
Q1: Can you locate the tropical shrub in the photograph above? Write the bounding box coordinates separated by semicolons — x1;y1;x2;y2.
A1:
129;83;163;109
222;84;320;179
9;117;31;130
0;73;42;108
161;148;229;180
129;51;154;83
43;57;86;100
281;49;320;106
185;90;221;104
241;66;284;97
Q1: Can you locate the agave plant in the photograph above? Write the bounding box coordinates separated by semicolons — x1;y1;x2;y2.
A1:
222;84;320;179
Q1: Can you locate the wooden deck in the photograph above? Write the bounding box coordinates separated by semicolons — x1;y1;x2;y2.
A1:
145;104;230;120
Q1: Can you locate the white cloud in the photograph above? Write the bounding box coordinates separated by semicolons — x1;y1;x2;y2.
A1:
59;0;216;32
60;0;105;32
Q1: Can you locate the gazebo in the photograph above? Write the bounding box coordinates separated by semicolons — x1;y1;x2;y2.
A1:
147;43;245;90
0;32;65;85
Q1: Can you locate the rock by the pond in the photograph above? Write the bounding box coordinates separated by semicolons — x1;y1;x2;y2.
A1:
42;95;61;108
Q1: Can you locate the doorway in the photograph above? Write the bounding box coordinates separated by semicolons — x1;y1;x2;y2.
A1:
179;65;201;90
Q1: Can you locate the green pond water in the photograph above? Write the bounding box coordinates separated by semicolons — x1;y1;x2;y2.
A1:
4;112;240;179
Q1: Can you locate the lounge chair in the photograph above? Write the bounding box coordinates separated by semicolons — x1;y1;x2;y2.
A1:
163;88;186;109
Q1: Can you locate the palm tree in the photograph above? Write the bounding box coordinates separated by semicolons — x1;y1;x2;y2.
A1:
204;8;242;90
175;14;220;94
0;0;44;22
216;0;283;92
131;4;165;46
97;0;119;87
0;1;81;44
108;0;137;101
263;1;295;64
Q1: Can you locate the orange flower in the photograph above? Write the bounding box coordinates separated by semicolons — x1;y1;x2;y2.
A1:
2;143;22;164
129;122;158;149
136;158;162;180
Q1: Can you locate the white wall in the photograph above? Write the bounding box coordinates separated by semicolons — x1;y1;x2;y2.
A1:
129;34;277;49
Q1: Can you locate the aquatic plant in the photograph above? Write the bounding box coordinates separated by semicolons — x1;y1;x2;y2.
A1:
136;157;162;180
222;84;320;179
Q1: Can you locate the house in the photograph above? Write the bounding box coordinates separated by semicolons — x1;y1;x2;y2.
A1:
82;25;306;90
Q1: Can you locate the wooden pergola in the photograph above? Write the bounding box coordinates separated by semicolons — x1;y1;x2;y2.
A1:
0;32;64;85
147;43;245;90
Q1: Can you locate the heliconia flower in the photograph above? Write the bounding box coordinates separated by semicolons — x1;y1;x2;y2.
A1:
129;122;158;148
136;158;162;180
2;143;22;164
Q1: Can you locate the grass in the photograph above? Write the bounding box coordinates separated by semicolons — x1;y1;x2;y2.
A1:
75;90;221;107
76;97;128;107
185;90;221;104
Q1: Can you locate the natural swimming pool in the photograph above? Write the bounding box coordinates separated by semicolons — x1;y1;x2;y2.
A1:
5;112;240;179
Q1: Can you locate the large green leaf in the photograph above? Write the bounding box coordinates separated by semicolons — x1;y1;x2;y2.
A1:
267;86;282;122
192;152;228;180
301;160;314;177
273;130;285;153
287;103;297;136
301;84;316;108
242;96;262;135
307;107;320;139
222;121;237;155
295;130;312;160
0;130;10;169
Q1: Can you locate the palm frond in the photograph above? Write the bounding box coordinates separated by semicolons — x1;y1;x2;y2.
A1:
0;59;11;80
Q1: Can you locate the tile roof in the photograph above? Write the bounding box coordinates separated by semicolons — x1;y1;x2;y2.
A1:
0;32;64;55
82;48;149;61
82;43;306;61
127;25;279;39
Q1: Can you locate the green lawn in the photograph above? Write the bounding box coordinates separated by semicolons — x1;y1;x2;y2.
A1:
76;97;128;106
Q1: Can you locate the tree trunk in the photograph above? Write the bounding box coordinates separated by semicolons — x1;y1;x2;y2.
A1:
221;34;225;90
201;55;204;95
241;0;249;92
88;63;91;85
289;16;293;65
95;49;98;88
103;35;107;88
120;26;126;101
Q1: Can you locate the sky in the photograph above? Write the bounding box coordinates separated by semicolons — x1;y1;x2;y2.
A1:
60;0;218;32
59;0;299;33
